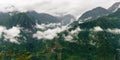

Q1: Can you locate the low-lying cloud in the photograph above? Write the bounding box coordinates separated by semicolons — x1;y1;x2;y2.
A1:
107;28;120;34
91;26;103;32
33;25;69;40
64;26;120;42
35;23;61;30
0;25;120;43
0;26;20;44
4;27;20;44
64;27;81;42
70;27;81;34
65;35;73;42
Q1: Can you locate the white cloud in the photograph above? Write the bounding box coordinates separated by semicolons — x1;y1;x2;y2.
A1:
35;23;46;30
35;23;61;30
65;35;73;42
33;26;69;40
0;26;21;44
64;27;81;42
107;28;120;34
91;26;103;32
70;27;81;34
0;0;119;16
4;27;20;44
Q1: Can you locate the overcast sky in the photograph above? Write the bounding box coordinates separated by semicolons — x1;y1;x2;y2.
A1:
0;0;120;17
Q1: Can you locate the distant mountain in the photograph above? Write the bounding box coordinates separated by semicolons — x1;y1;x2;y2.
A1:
79;7;110;22
108;2;120;12
58;14;76;25
0;11;75;28
27;11;76;25
26;11;60;24
79;2;120;22
79;10;120;29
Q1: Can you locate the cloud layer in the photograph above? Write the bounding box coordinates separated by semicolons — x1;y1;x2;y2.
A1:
0;0;119;16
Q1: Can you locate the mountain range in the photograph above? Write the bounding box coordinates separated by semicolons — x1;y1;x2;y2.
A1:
79;2;120;22
0;1;120;60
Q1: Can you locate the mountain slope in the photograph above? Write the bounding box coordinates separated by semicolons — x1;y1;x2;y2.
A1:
58;14;76;25
8;13;36;31
0;12;11;26
79;7;110;22
57;9;120;60
27;11;76;25
79;9;120;29
27;11;60;24
108;2;120;12
79;2;120;22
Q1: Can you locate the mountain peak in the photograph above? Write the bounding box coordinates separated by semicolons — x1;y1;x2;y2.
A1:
93;7;106;10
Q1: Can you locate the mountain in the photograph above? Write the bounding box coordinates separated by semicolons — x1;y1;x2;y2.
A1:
0;8;119;60
58;9;120;60
26;11;60;24
72;8;120;39
0;5;120;60
79;7;110;22
77;9;120;31
0;12;37;31
79;2;120;22
58;14;76;25
108;2;120;12
109;8;120;17
27;11;76;25
9;13;36;30
0;11;75;28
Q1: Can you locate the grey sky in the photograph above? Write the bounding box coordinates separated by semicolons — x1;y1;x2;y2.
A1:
0;0;120;16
